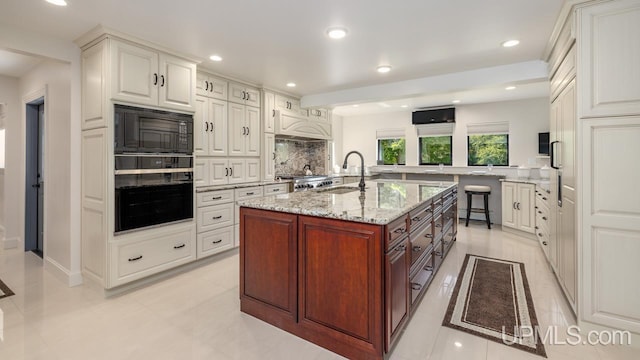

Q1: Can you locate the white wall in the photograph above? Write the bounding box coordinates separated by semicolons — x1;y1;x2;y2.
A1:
17;60;72;273
0;75;20;239
340;98;550;168
331;114;344;172
1;23;82;286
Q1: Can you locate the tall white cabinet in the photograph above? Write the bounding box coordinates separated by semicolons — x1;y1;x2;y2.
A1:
546;0;640;334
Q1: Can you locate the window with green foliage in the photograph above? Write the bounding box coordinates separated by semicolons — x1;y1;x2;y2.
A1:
377;138;406;165
419;136;452;165
467;134;509;166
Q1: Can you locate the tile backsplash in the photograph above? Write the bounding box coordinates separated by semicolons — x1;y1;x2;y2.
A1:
275;138;327;176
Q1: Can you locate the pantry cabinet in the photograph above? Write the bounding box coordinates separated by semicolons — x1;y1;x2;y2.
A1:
194;96;228;156
501;182;535;235
110;39;196;111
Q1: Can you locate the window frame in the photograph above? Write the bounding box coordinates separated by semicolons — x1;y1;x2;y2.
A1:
466;133;510;167
418;135;453;166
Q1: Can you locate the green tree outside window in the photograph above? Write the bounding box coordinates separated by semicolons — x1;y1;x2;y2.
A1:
419;136;452;165
468;134;509;166
378;138;406;165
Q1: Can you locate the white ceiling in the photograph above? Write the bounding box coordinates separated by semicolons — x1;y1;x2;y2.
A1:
0;0;564;114
0;49;43;78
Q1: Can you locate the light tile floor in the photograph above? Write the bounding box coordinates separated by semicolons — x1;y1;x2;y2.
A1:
1;223;638;359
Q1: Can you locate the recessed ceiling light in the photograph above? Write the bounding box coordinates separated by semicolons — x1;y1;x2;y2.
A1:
454;341;463;348
452;100;461;104
502;40;520;48
209;55;222;62
327;27;348;39
352;104;359;108
377;65;392;73
45;0;67;6
505;86;516;90
400;105;408;108
286;82;296;88
379;103;391;108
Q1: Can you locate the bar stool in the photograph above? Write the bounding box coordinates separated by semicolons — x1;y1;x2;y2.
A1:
464;185;492;229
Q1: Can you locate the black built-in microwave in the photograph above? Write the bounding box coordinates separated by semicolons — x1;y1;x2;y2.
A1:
114;105;193;154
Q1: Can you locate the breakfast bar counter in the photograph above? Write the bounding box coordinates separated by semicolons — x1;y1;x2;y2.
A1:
238;180;458;360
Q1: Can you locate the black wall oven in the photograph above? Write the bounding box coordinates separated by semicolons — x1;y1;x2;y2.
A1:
113;105;194;234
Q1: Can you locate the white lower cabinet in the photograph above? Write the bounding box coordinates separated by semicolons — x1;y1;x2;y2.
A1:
197;227;234;259
196;189;236;259
109;224;195;288
195;157;260;186
501;182;535;234
263;183;288;195
264;133;275;180
196;202;234;232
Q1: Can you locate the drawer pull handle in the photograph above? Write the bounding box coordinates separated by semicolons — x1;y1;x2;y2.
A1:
411;283;422;291
535;226;539;229
425;265;433;271
128;255;143;262
411;216;421;222
272;189;280;192
425;208;433;212
435;251;443;257
393;228;406;234
174;244;186;249
395;244;407;251
212;215;223;220
435;224;442;228
542;197;547;200
246;192;255;195
412;246;422;252
424;233;433;238
538;233;543;238
538;210;542;214
212;239;223;244
542;216;547;220
542;241;548;246
211;196;222;200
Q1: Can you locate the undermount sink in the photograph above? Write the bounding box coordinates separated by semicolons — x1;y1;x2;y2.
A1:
317;186;362;194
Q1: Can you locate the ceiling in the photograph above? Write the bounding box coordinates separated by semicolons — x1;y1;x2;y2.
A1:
0;49;43;78
0;0;565;114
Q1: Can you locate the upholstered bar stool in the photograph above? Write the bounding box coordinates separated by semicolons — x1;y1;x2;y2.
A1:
464;185;492;229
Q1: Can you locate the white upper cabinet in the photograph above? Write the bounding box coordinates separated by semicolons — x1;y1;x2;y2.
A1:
579;0;640;118
228;103;260;156
229;82;260;108
307;108;331;122
194;96;228;157
196;72;228;100
110;39;196;111
275;94;307;117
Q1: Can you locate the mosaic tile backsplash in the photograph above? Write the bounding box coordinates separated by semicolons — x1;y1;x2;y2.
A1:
275;138;327;176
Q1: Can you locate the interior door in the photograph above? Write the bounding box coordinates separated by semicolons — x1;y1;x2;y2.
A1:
25;99;44;256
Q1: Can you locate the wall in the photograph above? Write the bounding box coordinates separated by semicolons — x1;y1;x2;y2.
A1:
275;138;327;176
17;60;72;273
0;75;20;241
340;98;550;168
1;23;82;286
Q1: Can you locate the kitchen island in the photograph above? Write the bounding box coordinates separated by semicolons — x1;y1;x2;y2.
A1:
237;180;458;360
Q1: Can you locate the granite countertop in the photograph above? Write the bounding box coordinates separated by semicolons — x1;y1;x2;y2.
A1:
500;178;551;190
367;166;508;178
237;180;457;225
196;179;292;193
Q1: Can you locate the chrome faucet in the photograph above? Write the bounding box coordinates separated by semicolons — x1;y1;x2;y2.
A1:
342;151;366;192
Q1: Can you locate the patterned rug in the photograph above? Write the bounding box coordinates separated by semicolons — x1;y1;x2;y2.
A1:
442;254;546;357
0;278;14;299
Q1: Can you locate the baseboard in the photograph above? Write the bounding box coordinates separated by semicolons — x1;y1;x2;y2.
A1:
2;236;19;249
501;225;537;241
44;256;84;287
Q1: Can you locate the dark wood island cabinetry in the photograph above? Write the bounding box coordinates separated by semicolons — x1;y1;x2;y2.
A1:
239;181;457;359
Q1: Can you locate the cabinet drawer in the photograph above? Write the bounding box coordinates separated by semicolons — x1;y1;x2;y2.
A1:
432;195;443;215
264;183;289;195
535;209;550;230
409;201;432;231
197;226;234;259
432;213;444;241
386;215;409;251
410;221;433;266
410;253;434;305
197;202;234;232
197;189;234;207
111;226;195;285
235;186;263;200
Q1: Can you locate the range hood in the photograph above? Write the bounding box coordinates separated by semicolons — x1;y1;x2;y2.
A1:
274;110;332;140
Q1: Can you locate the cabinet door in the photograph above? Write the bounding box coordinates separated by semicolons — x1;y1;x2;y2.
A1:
245;86;261;108
559;195;576;305
228;82;247;105
227;158;246;184
264;92;276;133
158;53;195;111
193;96;209;156
228;102;246;156
194;158;209;187
580;0;640;117
244;158;261;183
209;99;228;156
385;238;409;351
501;182;517;229
516;184;536;234
196;72;209;97
111;40;158;106
196;74;228;100
264;133;275;180
275;94;301;115
209;159;229;186
245;106;261;156
559;80;576;189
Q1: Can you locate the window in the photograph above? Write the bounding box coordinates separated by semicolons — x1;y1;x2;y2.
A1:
467;134;509;166
377;138;406;165
419;136;452;165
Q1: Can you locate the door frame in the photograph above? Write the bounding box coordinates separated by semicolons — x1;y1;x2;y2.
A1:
22;86;48;257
